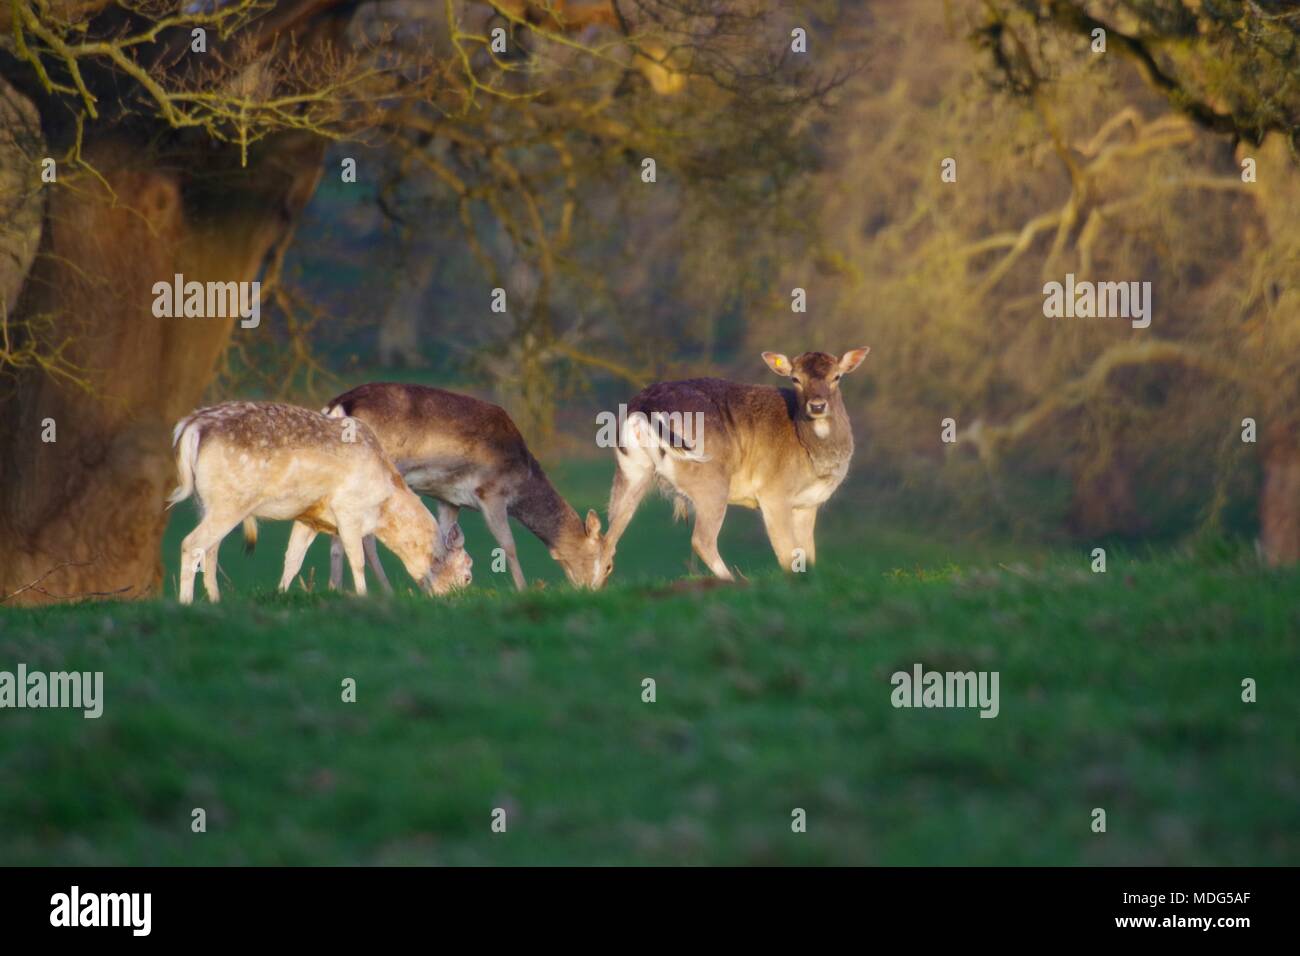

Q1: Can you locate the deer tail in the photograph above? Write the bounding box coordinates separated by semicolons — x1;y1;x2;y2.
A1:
624;410;710;465
167;415;203;509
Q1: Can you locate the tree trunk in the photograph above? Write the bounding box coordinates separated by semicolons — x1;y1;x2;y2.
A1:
1066;456;1145;540
0;134;325;605
0;75;42;316
378;252;435;368
1260;421;1300;566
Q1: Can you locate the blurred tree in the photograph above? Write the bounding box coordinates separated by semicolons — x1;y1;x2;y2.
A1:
758;0;1298;562
341;0;838;444
981;0;1300;562
998;0;1300;154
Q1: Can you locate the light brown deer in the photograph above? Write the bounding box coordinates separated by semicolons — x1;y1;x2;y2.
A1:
603;348;871;579
320;383;606;590
168;401;471;604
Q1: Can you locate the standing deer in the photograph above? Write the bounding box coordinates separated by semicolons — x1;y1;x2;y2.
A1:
603;348;871;579
167;401;472;604
320;383;606;590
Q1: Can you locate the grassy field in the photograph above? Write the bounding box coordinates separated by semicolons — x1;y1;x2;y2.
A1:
1;461;1297;865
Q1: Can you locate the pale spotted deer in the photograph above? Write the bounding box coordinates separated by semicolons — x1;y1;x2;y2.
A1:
603;348;870;579
320;383;606;590
167;401;471;603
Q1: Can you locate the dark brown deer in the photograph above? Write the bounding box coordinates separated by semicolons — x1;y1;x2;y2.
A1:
603;348;870;579
320;383;606;590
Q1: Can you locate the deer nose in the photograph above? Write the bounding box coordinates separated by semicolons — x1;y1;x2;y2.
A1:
807;400;828;416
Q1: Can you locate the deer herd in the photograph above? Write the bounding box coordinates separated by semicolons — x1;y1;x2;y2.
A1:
169;348;871;603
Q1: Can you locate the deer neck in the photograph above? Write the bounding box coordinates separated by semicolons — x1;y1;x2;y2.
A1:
795;395;853;475
376;487;434;580
509;464;584;554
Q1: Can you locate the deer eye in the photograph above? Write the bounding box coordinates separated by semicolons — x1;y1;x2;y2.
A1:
791;376;802;386
833;374;842;382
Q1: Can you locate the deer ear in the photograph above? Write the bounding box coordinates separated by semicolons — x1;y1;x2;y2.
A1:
838;347;871;374
585;509;602;537
443;522;464;550
762;352;792;377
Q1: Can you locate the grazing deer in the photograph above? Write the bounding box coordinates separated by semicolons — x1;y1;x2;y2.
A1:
603;348;871;579
167;401;472;604
321;383;607;590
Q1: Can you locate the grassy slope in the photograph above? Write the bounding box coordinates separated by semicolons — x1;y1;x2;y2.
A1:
1;462;1297;865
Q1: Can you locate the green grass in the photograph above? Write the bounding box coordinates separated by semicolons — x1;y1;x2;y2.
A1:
1;462;1297;865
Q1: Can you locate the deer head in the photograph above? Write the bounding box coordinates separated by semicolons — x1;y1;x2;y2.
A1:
377;486;472;595
426;521;473;595
761;348;871;420
552;508;607;589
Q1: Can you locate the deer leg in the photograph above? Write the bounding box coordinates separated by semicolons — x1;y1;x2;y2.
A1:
605;454;654;553
280;521;318;591
179;534;203;605
688;486;733;580
436;503;461;551
203;542;221;602
758;498;800;572
329;536;345;590
480;496;526;591
792;506;818;566
338;523;368;597
179;541;197;605
179;511;240;604
363;534;394;594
